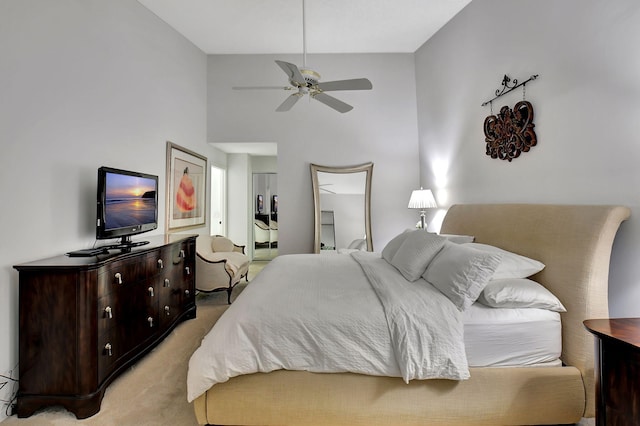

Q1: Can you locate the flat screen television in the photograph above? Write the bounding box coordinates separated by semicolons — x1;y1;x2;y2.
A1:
96;166;158;247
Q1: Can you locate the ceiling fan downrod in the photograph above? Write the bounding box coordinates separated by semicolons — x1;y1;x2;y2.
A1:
302;0;307;69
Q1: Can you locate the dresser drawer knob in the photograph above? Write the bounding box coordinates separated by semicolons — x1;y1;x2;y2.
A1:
147;316;154;328
104;306;113;319
180;249;185;258
184;289;190;297
185;266;191;275
148;287;154;297
157;259;164;269
114;272;123;285
104;343;113;357
164;305;171;316
164;278;171;288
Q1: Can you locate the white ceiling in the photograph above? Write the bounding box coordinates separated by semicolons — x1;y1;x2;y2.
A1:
137;0;472;55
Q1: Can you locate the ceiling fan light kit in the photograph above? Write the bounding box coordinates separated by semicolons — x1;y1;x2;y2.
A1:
233;0;373;113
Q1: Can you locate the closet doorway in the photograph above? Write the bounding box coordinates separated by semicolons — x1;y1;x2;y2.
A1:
210;165;226;236
253;173;277;261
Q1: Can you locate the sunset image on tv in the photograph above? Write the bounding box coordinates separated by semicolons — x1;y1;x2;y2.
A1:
105;172;156;230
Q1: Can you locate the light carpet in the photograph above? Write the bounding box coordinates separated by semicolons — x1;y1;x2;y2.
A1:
2;287;242;426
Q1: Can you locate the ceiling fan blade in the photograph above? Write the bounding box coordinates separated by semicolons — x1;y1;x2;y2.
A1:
312;93;353;113
232;86;292;91
317;78;373;92
275;60;306;86
276;93;303;112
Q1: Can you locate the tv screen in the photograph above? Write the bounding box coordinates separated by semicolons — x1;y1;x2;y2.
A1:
97;166;158;244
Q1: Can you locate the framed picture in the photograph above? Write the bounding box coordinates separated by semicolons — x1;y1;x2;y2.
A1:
256;194;264;213
166;141;207;232
271;194;278;213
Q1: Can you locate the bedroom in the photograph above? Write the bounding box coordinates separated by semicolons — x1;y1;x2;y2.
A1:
1;0;640;423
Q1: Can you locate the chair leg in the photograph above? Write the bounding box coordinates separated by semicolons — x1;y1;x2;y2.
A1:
227;286;233;304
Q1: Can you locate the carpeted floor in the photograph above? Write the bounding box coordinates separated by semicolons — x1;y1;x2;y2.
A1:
2;285;245;426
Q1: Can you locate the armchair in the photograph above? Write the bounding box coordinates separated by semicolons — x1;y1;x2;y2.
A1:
196;235;250;304
254;219;270;245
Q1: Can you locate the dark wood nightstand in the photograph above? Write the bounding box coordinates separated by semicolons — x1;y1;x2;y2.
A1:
584;318;640;426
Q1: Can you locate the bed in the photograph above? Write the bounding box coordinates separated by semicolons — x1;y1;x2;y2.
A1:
189;204;630;425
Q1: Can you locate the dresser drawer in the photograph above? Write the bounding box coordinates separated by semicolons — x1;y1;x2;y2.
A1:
97;327;124;383
179;239;196;283
148;246;173;278
97;257;149;297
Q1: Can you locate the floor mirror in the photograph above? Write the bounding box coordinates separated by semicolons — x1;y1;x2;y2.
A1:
310;162;373;253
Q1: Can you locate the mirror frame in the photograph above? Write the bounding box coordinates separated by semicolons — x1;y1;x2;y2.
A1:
310;162;373;253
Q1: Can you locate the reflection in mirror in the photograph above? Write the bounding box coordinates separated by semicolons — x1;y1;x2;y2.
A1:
253;173;277;261
311;162;373;253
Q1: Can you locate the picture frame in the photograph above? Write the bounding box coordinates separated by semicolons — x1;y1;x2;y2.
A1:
256;194;264;214
166;141;207;232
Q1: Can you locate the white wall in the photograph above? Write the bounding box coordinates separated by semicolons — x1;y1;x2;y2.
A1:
252;155;278;174
207;54;422;254
0;0;209;419
415;0;640;317
226;153;251;246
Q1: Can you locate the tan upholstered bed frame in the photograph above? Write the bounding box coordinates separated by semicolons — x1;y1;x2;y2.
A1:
193;204;630;425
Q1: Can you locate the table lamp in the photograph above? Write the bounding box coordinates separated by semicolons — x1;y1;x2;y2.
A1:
407;188;437;230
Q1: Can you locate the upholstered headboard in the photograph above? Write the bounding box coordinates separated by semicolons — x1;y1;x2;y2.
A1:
440;204;630;417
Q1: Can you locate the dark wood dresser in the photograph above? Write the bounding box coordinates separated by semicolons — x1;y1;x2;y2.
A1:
584;318;640;426
13;234;197;419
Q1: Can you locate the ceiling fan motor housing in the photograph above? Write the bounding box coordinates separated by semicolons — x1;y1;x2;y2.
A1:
300;69;320;86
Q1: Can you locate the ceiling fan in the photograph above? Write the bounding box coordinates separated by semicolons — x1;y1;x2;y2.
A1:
232;0;373;113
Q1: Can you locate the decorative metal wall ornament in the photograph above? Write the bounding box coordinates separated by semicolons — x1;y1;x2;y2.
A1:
484;101;536;161
482;74;539;161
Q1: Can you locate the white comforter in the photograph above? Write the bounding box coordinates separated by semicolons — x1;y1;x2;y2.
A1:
187;252;468;402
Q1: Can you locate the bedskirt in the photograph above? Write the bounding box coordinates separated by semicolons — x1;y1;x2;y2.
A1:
193;366;585;425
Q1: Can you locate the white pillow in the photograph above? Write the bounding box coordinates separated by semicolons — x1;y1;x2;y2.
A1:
439;234;475;244
423;242;502;311
389;231;446;281
465;243;545;279
478;278;567;312
381;229;413;263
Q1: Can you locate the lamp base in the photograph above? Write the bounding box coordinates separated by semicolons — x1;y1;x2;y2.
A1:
419;211;427;230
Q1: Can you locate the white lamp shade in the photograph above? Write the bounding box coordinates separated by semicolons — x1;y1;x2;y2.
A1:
408;189;437;209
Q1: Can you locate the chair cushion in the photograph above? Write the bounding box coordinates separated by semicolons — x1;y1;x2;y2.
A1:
225;251;250;276
197;251;249;280
211;236;234;253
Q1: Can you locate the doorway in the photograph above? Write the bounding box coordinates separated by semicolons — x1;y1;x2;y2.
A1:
210;165;226;236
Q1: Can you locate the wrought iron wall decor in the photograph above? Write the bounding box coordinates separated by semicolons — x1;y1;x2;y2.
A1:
482;74;539;162
481;74;538;107
484;101;536;161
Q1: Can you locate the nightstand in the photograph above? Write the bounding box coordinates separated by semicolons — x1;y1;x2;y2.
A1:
584;318;640;426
